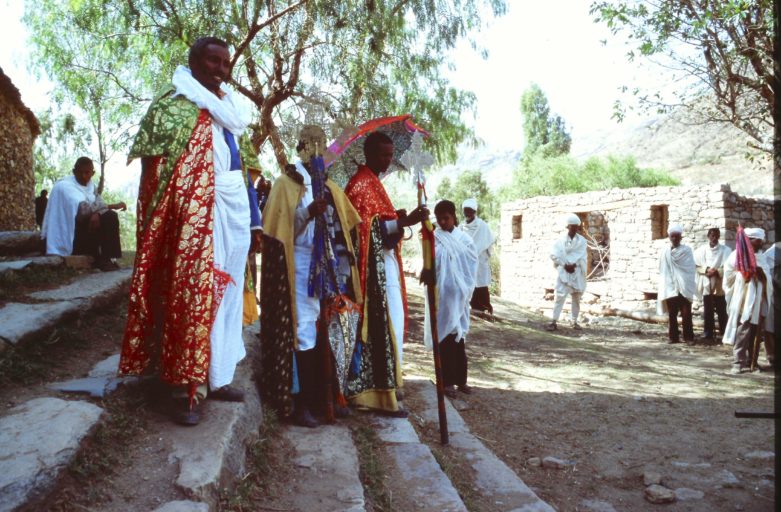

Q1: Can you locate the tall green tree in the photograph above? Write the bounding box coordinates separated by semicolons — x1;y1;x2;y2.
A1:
24;0;508;170
520;83;571;158
590;0;775;154
436;170;497;224
32;110;92;192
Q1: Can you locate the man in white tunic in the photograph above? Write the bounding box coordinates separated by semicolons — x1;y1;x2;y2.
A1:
41;156;126;270
723;227;772;373
694;227;731;342
460;198;495;314
546;213;587;331
657;224;697;344
425;200;478;398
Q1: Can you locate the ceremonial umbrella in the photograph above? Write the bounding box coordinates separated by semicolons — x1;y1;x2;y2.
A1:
325;115;429;188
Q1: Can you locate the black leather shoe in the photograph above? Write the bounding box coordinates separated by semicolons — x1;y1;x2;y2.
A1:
335;405;352;418
293;407;319;428
172;399;201;426
209;385;245;402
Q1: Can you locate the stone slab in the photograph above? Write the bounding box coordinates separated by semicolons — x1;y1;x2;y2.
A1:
0;259;32;272
0;231;41;256
386;443;466;512
29;267;131;301
412;378;555;512
0;397;103;512
408;376;468;434
88;353;121;378
63;255;93;269
282;424;366;512
0;300;85;346
153;500;209;512
372;415;421;444
0;256;64;274
168;325;262;508
48;375;136;398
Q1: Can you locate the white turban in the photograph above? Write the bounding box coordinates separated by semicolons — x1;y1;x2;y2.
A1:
462;198;477;211
667;224;684;235
565;213;581;226
745;227;766;240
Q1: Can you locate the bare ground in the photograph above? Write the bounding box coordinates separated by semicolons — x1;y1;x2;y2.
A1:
402;283;775;512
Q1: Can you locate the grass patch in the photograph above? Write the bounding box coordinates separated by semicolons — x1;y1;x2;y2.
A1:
351;423;392;511
219;409;286;511
0;324;89;387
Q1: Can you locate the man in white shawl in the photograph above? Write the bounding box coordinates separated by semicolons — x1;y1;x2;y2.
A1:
461;198;495;314
41;157;126;270
546;213;587;331
723;227;772;373
425;200;478;398
657;224;697;343
694;227;731;341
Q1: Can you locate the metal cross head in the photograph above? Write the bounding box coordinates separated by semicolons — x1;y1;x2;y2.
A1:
400;131;433;186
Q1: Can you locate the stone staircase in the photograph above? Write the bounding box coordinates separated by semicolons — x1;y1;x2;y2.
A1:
0;231;554;512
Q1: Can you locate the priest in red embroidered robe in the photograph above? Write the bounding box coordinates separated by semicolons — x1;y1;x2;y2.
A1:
118;37;262;425
344;131;428;416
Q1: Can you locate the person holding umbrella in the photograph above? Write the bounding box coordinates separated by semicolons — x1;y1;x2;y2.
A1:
344;131;428;417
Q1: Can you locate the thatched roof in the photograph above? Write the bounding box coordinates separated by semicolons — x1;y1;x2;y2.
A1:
0;67;40;138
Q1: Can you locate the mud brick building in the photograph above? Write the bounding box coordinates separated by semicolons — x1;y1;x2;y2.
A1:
0;68;40;231
500;184;774;309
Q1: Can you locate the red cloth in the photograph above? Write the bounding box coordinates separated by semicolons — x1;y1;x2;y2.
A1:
119;111;230;387
344;165;408;336
735;226;757;280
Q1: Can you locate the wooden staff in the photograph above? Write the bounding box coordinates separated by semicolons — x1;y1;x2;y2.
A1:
419;189;448;444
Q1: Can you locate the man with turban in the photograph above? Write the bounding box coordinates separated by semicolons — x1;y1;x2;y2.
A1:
723;227;772;373
546;213;588;331
657;224;697;344
694;227;731;342
460;198;495;314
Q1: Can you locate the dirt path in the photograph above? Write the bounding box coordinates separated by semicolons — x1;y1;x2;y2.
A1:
402;283;775;512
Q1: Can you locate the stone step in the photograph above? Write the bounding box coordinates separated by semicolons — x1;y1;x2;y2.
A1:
0;268;132;350
0;231;43;257
0;255;64;275
409;377;555;512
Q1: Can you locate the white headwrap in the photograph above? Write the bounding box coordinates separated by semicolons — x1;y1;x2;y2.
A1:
565;213;581;226
668;224;684;235
745;227;766;240
462;198;477;211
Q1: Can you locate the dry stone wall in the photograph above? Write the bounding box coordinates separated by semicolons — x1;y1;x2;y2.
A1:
500;184;774;310
0;90;36;231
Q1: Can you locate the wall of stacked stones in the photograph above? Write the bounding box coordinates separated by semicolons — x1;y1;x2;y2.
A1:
499;184;772;309
0;92;36;231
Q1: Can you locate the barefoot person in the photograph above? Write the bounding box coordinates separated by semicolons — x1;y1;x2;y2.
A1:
119;37;263;425
547;213;587;331
344;131;428;416
426;200;478;398
657;224;696;344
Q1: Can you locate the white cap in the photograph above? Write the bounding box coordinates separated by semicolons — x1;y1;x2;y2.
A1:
668;224;684;235
745;227;766;240
565;213;581;226
462;198;477;211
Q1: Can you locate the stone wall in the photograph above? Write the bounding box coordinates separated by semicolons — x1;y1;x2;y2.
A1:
0;74;38;231
500;184;774;310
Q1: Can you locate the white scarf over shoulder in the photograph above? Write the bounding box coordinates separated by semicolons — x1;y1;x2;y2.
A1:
550;232;587;294
424;227;478;348
722;250;772;344
657;244;697;314
41;175;96;256
460;216;494;287
694;243;731;297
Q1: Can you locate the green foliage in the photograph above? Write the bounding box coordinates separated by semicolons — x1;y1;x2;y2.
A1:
520;83;571;159
436;170;497;225
590;0;773;153
33;110;92;192
24;0;509;171
100;188;138;251
500;153;679;201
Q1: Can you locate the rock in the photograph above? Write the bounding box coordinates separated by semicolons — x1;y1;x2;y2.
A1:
29;268;131;301
674;487;704;501
744;450;774;460
542;456;575;469
451;398;471;411
0;398;103;511
0;259;32;273
527;457;542;467
644;484;676;504
0;231;41;256
715;469;741;488
578;499;618;512
643;470;662;486
152;501;209;512
0;301;84;346
62;255;93;269
88;353;121;378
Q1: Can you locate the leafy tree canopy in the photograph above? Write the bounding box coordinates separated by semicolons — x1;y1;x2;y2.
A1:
520;83;571;159
436;170;498;225
590;0;775;154
24;0;508;172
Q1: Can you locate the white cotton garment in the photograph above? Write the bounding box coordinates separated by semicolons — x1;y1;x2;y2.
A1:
722;250;772;345
657;244;697;315
384;248;405;365
424;228;478;348
550;232;588;294
171;66;251;136
460;216;495;287
291;160;320;351
694;243;731;298
41;175;96;256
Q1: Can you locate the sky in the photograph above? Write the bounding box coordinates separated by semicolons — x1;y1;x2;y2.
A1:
0;0;666;190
